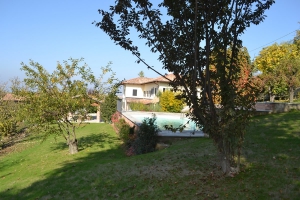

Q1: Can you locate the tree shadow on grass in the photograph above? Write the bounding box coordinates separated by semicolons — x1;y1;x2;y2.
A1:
0;124;127;200
244;111;300;159
247;110;300;147
1;112;300;199
241;111;300;195
50;131;120;152
0;148;126;199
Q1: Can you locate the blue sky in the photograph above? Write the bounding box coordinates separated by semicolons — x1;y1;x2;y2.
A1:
0;0;299;85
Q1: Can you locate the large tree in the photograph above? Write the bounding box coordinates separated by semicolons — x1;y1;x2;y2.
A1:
13;59;119;154
254;40;300;102
95;0;274;174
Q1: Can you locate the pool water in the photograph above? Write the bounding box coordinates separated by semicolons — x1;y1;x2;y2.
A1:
133;115;200;131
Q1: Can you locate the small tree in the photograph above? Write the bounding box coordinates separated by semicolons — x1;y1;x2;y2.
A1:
13;58;118;154
138;71;145;77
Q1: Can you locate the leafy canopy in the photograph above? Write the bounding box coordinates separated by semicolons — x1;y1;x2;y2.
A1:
254;32;300;102
159;90;184;113
13;58;119;154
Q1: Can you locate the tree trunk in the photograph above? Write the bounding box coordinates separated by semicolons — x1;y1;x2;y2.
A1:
68;139;78;154
289;87;294;103
269;86;275;102
219;151;231;175
270;94;275;102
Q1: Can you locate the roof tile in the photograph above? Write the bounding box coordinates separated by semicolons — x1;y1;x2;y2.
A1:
122;73;175;85
122;77;153;84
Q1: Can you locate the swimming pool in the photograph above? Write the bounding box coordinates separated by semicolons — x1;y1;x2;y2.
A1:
122;112;201;131
122;111;205;137
133;115;200;131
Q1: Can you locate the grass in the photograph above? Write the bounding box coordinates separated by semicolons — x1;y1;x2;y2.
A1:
0;112;300;199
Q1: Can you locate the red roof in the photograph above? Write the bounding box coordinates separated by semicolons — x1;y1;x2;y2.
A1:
122;77;153;84
152;73;175;83
2;93;23;101
122;73;175;85
126;97;159;104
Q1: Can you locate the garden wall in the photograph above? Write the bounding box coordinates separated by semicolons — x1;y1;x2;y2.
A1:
255;102;300;113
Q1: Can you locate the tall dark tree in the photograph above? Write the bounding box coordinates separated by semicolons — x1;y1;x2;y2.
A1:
101;92;118;123
95;0;275;174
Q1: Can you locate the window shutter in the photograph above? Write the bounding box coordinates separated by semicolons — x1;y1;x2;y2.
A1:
132;89;137;96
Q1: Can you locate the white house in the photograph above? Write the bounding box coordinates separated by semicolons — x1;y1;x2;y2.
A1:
121;73;176;111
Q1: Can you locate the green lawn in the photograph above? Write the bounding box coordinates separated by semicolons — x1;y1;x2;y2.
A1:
0;112;300;199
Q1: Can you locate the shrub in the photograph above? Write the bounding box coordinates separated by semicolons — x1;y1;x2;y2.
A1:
0;120;17;137
159;90;184;112
148;103;162;112
115;118;136;152
129;102;148;111
129;102;162;112
111;111;121;124
0;101;19;138
133;115;159;154
118;122;131;148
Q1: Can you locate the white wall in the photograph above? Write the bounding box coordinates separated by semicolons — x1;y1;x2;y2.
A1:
143;83;159;98
124;84;144;98
158;82;172;92
123;82;200;99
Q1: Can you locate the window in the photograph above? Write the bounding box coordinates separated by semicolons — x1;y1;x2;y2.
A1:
154;88;158;95
132;89;137;96
150;88;154;96
163;88;166;92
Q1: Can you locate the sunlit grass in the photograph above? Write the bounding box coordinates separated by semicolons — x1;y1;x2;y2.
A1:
1;111;300;199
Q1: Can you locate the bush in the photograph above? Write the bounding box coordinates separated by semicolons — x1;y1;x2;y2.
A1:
133;115;159;154
0;101;19;138
0;121;17;137
114;116;159;156
148;103;162;112
115;118;136;151
129;102;162;112
111;111;121;124
129;102;147;111
159;90;184;112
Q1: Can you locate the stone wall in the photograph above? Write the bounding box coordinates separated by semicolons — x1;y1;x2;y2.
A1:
255;102;300;113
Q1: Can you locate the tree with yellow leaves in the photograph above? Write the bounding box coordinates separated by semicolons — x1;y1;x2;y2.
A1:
159;90;184;113
254;33;300;102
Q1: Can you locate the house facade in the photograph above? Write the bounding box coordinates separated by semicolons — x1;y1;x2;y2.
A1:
121;74;176;111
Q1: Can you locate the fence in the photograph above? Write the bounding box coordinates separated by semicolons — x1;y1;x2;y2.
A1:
255;102;300;113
